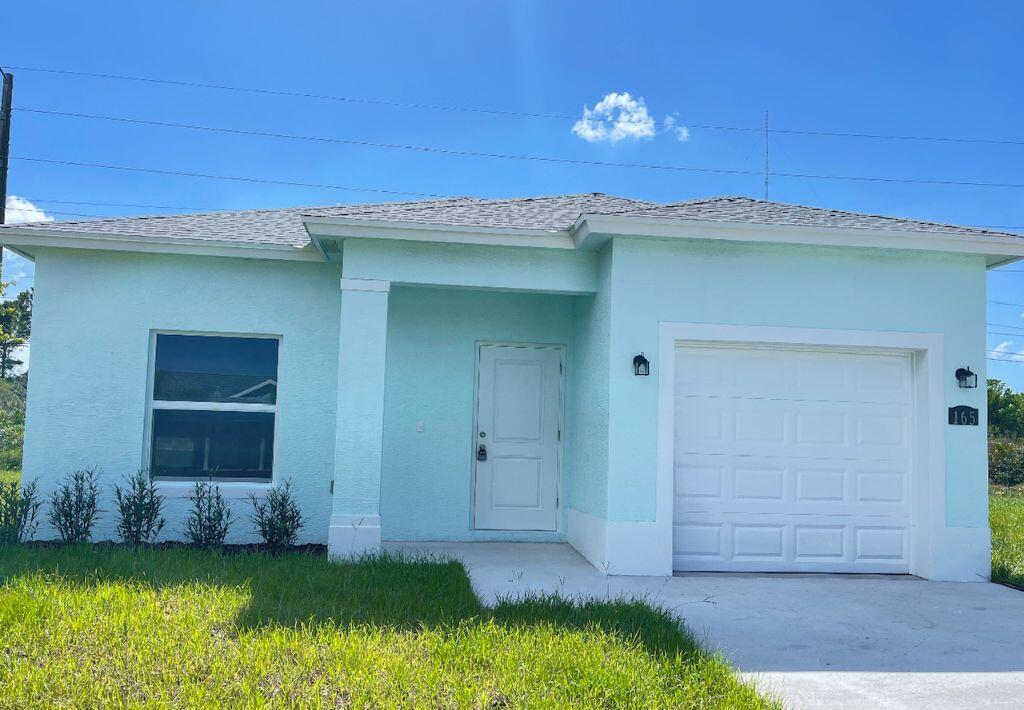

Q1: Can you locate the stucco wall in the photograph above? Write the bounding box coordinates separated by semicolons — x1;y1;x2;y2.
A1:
568;244;612;517
380;286;576;541
24;248;342;543
20;235;990;548
605;237;988;528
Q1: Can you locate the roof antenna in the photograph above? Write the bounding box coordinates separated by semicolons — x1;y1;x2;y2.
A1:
763;110;769;200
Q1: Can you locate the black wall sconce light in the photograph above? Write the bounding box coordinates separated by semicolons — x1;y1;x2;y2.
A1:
633;352;650;376
955;366;978;389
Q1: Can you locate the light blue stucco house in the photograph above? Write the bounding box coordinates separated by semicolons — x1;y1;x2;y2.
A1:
2;194;1021;580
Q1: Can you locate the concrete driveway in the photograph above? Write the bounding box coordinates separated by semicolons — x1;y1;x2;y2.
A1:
388;542;1024;710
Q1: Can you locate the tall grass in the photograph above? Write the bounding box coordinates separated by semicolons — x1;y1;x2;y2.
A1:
991;487;1024;587
0;545;775;708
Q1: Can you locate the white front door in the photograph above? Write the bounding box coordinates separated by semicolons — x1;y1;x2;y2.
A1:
673;344;913;573
473;344;562;531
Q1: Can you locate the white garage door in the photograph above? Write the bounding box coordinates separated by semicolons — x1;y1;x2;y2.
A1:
673;344;912;573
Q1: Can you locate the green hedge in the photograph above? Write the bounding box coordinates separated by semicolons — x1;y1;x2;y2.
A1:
990;436;1024;487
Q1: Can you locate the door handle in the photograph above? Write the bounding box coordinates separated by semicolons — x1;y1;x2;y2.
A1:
477;444;488;462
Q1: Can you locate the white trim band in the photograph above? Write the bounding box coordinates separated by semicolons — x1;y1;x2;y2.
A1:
340;278;390;292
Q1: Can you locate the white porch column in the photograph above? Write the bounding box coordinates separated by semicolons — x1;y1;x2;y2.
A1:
328;277;390;558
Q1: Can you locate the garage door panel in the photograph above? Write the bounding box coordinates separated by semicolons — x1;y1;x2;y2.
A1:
675;347;911;404
673;523;723;558
794;525;846;560
675;455;910;516
675;399;911;460
733;524;785;560
674;344;912;574
673;518;910;572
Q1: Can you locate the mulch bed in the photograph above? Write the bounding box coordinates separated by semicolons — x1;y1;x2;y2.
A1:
16;540;328;556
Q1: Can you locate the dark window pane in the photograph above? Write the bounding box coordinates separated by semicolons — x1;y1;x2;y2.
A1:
151;409;274;481
154;334;279;404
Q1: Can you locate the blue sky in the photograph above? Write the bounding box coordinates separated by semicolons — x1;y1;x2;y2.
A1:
3;1;1024;385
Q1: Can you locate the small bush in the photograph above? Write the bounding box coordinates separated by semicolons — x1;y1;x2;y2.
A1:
113;470;166;545
184;480;232;547
990;436;1024;487
249;479;305;547
48;468;102;544
0;478;41;543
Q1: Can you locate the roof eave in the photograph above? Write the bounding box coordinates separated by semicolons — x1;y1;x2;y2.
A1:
572;214;1024;267
0;226;322;262
302;215;575;250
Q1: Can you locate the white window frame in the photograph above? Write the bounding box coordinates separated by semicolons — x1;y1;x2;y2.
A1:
143;330;282;498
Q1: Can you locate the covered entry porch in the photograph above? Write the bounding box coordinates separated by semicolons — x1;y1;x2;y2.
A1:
317;232;609;558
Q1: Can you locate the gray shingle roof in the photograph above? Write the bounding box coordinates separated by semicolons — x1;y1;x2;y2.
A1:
1;193;1018;247
602;197;1018;239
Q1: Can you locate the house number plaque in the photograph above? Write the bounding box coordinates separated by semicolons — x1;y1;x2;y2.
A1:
948;405;979;426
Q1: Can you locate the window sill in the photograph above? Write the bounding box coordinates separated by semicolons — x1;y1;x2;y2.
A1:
155;480;273;499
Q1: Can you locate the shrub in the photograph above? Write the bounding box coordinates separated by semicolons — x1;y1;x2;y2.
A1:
113;470;166;545
184;480;232;547
249;479;305;547
990;436;1024;487
0;477;41;543
48;468;102;543
0;376;26;471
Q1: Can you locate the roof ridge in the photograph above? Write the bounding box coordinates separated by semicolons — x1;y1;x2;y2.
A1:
300;196;482;219
441;192;652;209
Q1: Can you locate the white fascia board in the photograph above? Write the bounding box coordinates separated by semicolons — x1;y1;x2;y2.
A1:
0;227;323;262
573;214;1024;266
302;215;575;250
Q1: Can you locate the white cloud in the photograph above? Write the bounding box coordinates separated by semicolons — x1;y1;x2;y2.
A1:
993;340;1024;362
3;252;31;281
664;114;691;142
572;92;657;144
0;198;39;296
5;195;53;225
10;344;28;375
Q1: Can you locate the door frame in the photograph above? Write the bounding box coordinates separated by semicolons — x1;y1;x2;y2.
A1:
655;322;948;579
471;341;566;532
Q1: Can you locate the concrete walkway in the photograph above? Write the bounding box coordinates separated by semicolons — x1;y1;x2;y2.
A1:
387;541;1024;710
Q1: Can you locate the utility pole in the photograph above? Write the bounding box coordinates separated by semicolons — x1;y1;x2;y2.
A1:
763;110;769;200
0;66;13;282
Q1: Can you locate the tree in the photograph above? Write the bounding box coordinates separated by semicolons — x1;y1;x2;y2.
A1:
12;288;31;340
0;284;29;379
988;378;1024;438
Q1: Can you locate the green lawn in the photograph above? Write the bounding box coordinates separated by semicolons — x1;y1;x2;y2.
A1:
991;487;1024;588
0;545;774;708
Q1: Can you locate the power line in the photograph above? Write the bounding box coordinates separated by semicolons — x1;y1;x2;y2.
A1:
17;208;105;219
989;323;1024;331
990;299;1024;308
11;64;1024;148
9;156;454;198
15;106;1024;195
6;65;578;120
25;197;216;210
14;108;766;177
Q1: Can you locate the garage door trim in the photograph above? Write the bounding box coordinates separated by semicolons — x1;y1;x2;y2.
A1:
655;323;946;579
